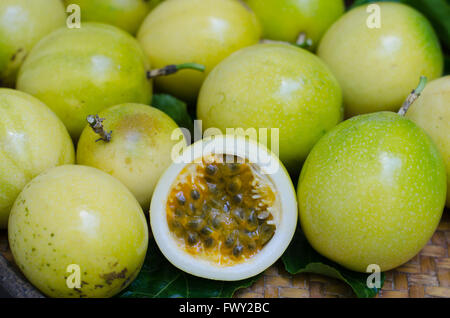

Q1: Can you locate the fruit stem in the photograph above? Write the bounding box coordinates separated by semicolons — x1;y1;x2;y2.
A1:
147;63;205;79
398;76;428;116
86;115;112;142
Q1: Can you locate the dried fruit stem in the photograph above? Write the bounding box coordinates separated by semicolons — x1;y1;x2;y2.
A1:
147;63;205;79
86;115;112;142
398;76;428;116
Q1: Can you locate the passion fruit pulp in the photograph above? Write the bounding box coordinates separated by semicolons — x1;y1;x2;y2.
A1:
150;135;297;281
167;154;278;265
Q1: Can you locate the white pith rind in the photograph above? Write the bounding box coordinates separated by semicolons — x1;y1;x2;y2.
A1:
150;135;298;281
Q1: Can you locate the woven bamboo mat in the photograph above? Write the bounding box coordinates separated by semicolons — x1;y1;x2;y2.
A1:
1;211;449;298
235;211;450;298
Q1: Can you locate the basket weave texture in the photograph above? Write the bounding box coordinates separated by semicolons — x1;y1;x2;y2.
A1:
235;212;450;298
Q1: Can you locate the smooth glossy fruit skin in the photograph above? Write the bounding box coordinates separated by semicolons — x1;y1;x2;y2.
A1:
405;76;450;207
197;43;343;174
245;0;344;50
8;165;149;298
17;23;152;140
64;0;163;35
0;89;74;229
137;0;261;101
77;103;186;210
298;112;447;272
317;2;443;117
0;0;66;87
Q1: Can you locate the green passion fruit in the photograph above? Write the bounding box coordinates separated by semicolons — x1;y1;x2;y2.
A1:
0;0;66;87
317;2;443;117
8;165;148;298
244;0;345;50
137;0;261;101
298;107;446;272
0;89;74;229
405;76;450;208
151;135;297;280
17;23;152;140
63;0;163;35
77;103;186;210
197;43;343;174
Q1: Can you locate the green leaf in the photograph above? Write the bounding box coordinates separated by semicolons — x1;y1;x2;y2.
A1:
445;55;450;75
151;94;194;132
119;239;260;298
282;226;385;298
406;0;450;50
350;0;405;8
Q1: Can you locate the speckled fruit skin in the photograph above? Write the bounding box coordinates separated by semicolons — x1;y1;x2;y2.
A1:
298;112;447;272
77;103;186;210
197;43;343;174
0;89;74;229
245;0;344;50
317;2;443;117
64;0;163;35
8;165;149;298
405;76;450;208
137;0;261;101
0;0;66;87
17;23;152;140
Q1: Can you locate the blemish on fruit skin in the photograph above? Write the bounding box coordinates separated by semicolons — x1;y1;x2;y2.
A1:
10;48;24;62
115;113;160;144
100;268;128;285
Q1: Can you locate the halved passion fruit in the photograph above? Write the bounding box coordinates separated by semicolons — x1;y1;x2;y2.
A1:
150;135;297;280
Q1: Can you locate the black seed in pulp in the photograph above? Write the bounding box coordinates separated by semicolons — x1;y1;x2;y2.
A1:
200;226;213;236
187;232;198;245
205;164;217;176
233;244;244;257
232;194;243;204
190;189;200;200
259;224;276;245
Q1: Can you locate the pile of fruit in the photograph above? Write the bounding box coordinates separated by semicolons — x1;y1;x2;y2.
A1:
0;0;448;298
